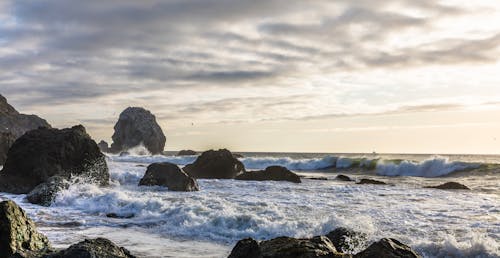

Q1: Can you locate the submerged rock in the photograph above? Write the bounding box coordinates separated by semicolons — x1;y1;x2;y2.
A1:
336;175;354;182
139;162;199;191
356;179;386;185
0;200;51;257
45;238;136;258
235;166;301;183
110;107;166;155
26;176;70;206
326;227;367;253
426;182;470;190
354;238;421;258
0;125;109;195
183;149;245;179
177;149;197;156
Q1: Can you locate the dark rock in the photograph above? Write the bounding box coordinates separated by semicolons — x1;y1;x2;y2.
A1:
44;238;136;258
233;153;244;158
177;149;197;156
183;149;245;179
354;238;421;258
302;176;328;181
0;200;51;257
356;179;386;185
119;151;130;157
97;140;110;153
235;166;301;183
139;162;199;191
110;107;166;155
26;176;70;206
326;228;367;253
0;125;109;195
228;238;262;258
336;175;354;182
0;94;51;165
106;213;135;219
426;182;470;190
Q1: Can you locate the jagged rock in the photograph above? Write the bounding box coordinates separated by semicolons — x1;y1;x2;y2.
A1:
183;149;245;179
235;166;301;183
336;175;354;182
177;149;197;156
97;140;110;153
326;228;367;253
354;238;421;258
0;200;51;257
26;176;69;206
356;179;386;185
44;238;136;258
0;125;109;195
229;236;349;258
0;94;51;165
110;107;166;155
139;162;199;191
426;182;470;190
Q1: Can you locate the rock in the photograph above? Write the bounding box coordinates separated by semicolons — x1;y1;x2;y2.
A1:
45;238;136;258
302;176;328;181
233;153;244;158
326;228;367;253
119;151;130;157
110;107;166;155
26;176;70;206
356;179;386;185
0;94;51;165
229;236;348;258
139;162;199;191
235;166;301;183
97;140;110;153
183;149;245;179
336;175;354;182
106;213;135;219
177;149;197;156
354;238;421;258
0;200;51;257
426;182;470;190
0;125;109;195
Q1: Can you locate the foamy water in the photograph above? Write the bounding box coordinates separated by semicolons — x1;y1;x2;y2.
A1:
0;153;499;257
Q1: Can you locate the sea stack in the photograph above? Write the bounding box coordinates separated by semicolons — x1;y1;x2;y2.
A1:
0;94;51;165
110;107;166;155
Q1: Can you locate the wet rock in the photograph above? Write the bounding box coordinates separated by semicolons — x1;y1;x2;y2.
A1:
0;200;51;257
336;175;354;182
139;162;199;191
302;176;328;181
0;132;15;166
235;166;301;183
326;228;367;253
45;238;136;258
354;238;421;258
183;149;245;179
26;176;70;206
0;125;109;195
97;140;110;153
177;149;197;156
426;182;470;190
228;238;262;258
233;153;244;158
356;179;386;185
110;107;166;155
106;213;135;219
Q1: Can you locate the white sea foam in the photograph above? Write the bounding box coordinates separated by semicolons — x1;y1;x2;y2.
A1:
376;157;481;177
240;156;337;170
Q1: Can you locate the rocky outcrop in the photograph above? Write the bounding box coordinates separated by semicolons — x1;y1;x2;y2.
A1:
354;238;421;258
26;177;70;207
97;140;110;153
229;236;347;258
45;238;136;258
0;200;51;257
110;107;166;155
0;94;51;165
426;182;470;190
183;149;245;179
336;175;354;182
177;150;197;156
0;125;109;201
356;179;386;185
139;162;199;191
326;228;367;253
235;166;301;183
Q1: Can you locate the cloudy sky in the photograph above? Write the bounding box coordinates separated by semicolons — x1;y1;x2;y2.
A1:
1;0;500;153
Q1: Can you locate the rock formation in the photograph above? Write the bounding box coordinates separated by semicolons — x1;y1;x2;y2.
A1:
354;238;421;258
110;107;166;155
336;175;354;182
45;238;136;258
97;140;110;153
177;149;197;156
139;162;199;191
235;166;301;183
183;149;245;179
356;178;386;185
326;227;367;253
426;182;470;190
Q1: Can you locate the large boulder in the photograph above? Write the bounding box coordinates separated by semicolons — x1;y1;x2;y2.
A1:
110;107;166;155
354;238;421;258
425;182;470;190
45;238;136;258
0;200;51;257
326;228;367;253
0;125;109;197
177;149;197;156
0;94;51;165
235;166;301;183
229;236;348;258
139;162;199;191
183;149;245;179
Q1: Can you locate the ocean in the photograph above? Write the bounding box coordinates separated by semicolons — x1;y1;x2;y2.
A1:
0;151;499;257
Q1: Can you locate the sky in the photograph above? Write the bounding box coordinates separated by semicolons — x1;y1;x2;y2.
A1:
1;0;500;154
